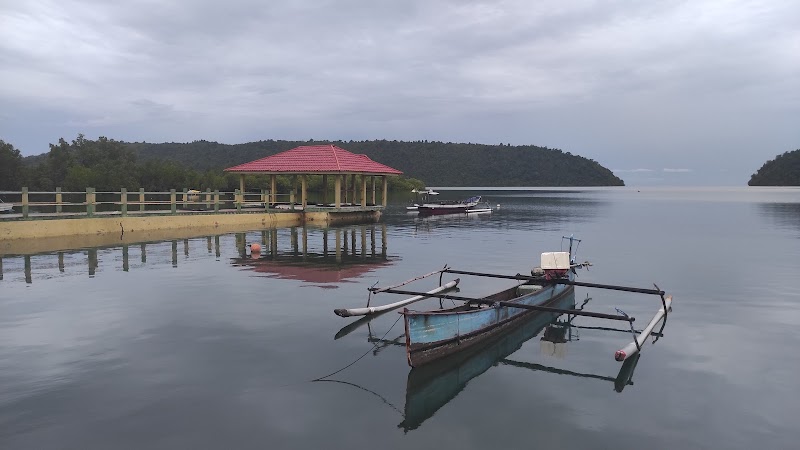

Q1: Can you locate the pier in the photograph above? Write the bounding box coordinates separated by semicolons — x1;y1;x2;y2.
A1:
0;144;402;241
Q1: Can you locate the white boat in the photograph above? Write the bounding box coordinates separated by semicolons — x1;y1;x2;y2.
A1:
417;196;482;215
407;188;440;210
411;188;439;196
0;199;13;213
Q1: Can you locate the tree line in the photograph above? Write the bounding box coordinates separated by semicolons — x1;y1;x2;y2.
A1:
0;136;425;193
128;139;626;187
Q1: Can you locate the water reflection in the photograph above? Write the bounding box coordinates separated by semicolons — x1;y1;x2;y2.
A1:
390;193;607;234
0;224;392;285
757;202;800;234
230;224;392;285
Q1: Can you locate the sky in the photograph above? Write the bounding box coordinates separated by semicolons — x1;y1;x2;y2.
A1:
1;0;798;186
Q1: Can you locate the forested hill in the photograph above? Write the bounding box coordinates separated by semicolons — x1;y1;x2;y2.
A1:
127;140;624;186
748;149;800;186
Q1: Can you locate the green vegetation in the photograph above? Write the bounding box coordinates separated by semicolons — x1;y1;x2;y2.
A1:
7;136;425;192
128;139;624;186
8;136;625;191
749;149;800;186
0;140;24;190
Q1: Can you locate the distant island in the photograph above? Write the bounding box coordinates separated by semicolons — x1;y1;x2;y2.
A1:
128;139;624;187
2;136;624;191
749;149;800;186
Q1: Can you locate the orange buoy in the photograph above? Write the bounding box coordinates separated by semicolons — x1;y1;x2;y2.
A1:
250;243;262;253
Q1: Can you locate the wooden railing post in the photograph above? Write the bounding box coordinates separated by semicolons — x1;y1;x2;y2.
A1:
235;189;242;212
21;187;29;218
261;189;266;206
86;188;95;217
182;188;188;209
55;187;63;214
139;188;145;212
205;188;211;210
121;188;127;217
214;190;220;212
289;189;295;210
170;189;176;214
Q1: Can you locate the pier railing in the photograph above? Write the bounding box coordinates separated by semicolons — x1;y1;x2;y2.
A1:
0;188;293;219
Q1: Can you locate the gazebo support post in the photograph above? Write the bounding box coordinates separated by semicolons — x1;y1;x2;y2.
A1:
351;174;357;205
382;176;388;206
361;175;367;208
239;174;245;205
371;176;376;205
322;174;328;206
334;175;342;208
270;175;277;206
301;175;308;209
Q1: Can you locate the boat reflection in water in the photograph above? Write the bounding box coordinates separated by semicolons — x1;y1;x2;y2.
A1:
398;290;641;432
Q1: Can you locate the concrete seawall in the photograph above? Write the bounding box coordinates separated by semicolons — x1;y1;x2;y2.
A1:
0;210;381;255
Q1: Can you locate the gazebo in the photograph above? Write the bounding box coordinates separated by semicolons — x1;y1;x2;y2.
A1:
224;145;403;210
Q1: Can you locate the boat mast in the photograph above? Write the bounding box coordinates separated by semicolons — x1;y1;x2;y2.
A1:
562;234;581;263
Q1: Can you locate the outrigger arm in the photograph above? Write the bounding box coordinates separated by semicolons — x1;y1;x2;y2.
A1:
378;288;634;322
442;268;665;296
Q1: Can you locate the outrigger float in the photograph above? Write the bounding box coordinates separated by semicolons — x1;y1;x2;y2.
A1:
333;236;672;367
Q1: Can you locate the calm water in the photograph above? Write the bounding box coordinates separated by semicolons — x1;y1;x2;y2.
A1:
1;187;799;449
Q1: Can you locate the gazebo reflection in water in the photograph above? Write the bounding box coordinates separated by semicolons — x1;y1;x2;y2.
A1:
230;224;392;285
0;223;391;285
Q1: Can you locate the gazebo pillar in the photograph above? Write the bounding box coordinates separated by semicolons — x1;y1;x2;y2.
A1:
361;175;367;208
334;175;342;208
351;175;357;205
382;176;388;206
270;175;277;205
322;174;328;206
371;176;376;205
301;175;308;208
239;174;245;204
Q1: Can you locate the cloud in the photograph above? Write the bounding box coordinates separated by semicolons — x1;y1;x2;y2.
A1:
1;0;798;186
663;168;692;173
613;169;654;173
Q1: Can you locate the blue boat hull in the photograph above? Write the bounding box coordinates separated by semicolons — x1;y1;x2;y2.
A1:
403;275;575;367
400;290;576;430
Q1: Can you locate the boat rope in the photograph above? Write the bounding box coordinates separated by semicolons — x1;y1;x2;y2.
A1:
311;314;404;381
312;379;404;417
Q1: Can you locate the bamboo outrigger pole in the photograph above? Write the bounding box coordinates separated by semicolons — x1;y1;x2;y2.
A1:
442;269;665;296
615;295;672;361
334;280;460;317
379;288;634;322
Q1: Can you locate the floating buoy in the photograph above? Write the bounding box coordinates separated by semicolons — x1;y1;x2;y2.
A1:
249;243;261;253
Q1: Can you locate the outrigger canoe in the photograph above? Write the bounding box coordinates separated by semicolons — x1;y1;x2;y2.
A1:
403;267;575;367
333;236;672;368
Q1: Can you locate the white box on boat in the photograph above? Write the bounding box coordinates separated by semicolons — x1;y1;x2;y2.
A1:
541;252;570;270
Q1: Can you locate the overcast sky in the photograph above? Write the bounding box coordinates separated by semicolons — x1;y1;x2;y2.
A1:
1;0;798;185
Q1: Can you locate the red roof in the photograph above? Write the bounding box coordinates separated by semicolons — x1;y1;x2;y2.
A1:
224;145;403;175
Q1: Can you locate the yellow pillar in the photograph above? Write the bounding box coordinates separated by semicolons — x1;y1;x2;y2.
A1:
371;176;376;205
382;176;388;206
301;175;308;208
270;175;277;205
334;175;342;208
322;174;328;205
361;175;367;208
239;174;245;204
351;174;357;204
